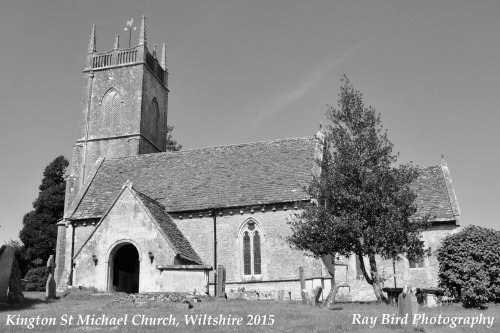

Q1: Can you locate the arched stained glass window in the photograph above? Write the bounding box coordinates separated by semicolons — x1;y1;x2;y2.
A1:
240;221;262;278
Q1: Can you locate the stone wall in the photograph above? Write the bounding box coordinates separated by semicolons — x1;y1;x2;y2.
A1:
178;211;458;301
174;207;328;287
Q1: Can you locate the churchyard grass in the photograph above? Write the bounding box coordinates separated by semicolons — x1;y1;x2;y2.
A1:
0;291;499;332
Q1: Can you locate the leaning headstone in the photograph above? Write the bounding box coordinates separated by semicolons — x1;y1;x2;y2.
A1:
46;255;57;300
0;246;24;304
0;246;15;302
216;265;226;298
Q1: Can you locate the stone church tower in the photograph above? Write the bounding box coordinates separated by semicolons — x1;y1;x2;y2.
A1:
56;17;169;288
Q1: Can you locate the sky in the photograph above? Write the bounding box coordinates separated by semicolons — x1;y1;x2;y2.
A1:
1;0;499;244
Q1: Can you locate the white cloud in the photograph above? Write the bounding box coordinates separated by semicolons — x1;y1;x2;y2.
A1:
249;41;368;127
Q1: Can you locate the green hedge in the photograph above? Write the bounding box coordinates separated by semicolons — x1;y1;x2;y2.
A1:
437;225;500;308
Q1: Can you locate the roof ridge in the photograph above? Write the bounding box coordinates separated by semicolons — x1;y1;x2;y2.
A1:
106;136;315;161
131;186;167;210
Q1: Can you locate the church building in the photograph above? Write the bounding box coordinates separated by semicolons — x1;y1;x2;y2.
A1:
55;18;461;301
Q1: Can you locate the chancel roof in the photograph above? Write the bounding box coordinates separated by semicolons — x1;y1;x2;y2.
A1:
68;137;460;223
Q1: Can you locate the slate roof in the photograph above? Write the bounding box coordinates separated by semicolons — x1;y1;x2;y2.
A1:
68;137;460;223
70;137;316;219
132;188;203;264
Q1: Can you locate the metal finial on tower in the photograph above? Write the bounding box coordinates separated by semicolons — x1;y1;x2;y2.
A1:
161;43;167;69
138;15;146;46
124;18;136;49
88;24;96;53
114;35;120;49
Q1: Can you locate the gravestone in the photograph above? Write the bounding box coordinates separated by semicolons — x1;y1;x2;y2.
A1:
398;286;418;326
277;290;284;301
312;286;323;306
299;266;307;304
0;246;15;302
46;255;57;300
410;288;419;317
216;265;226;298
0;246;24;304
426;294;438;307
398;286;410;318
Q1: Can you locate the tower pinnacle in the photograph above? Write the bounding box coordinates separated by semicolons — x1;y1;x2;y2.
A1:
88;24;96;53
161;43;167;69
138;15;146;46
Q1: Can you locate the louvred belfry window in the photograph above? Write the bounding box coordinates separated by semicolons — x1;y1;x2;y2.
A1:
90;88;122;137
241;221;262;277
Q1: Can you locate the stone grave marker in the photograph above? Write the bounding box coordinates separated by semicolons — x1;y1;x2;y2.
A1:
277;289;284;301
216;265;226;298
398;286;409;318
46;255;57;300
312;286;323;306
299;266;307;304
426;294;438;307
0;246;15;302
398;286;418;326
0;246;24;304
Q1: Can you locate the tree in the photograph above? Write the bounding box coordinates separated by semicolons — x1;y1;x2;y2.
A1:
165;125;182;151
288;76;427;303
437;225;500;308
19;155;68;290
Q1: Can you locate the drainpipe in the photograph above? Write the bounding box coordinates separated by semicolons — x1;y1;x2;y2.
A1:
69;221;76;286
212;210;217;295
82;71;94;184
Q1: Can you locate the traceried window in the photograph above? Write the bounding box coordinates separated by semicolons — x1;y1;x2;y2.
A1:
240;220;262;278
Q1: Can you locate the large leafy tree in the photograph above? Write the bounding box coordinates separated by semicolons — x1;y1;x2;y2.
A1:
288;76;427;303
19;156;68;290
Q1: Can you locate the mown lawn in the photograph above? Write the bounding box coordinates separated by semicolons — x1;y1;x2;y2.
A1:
0;291;499;332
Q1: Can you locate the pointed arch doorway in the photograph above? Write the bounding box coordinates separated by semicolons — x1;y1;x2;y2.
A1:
108;242;140;293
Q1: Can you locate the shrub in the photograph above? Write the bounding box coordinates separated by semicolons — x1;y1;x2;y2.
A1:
24;266;49;292
437;225;500;308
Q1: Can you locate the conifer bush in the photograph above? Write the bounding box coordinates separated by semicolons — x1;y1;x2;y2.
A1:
437;225;500;308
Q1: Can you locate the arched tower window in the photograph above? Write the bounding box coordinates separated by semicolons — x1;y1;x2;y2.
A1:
240;220;262;278
90;88;122;137
149;98;160;144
